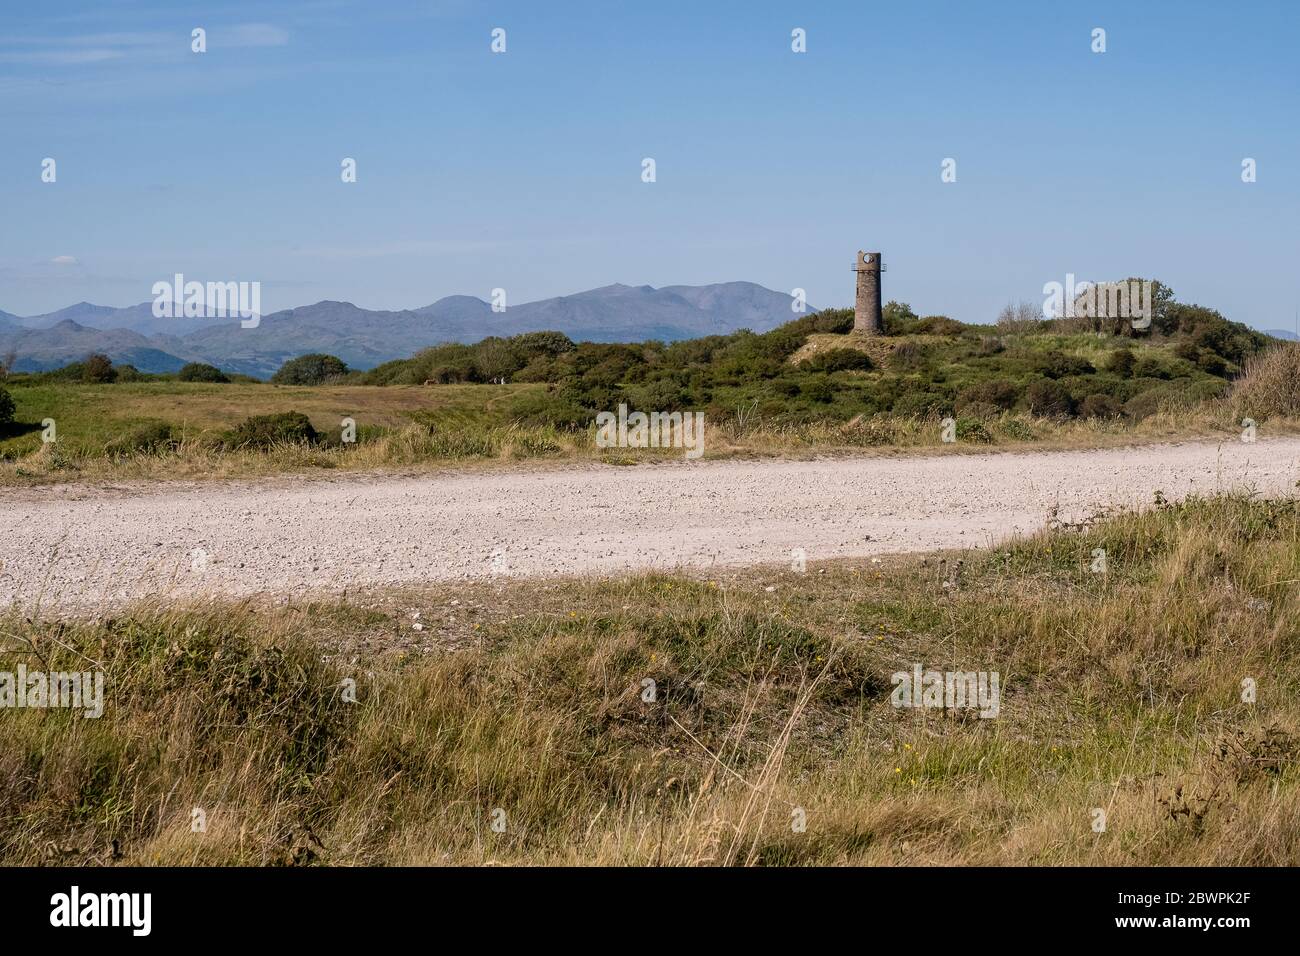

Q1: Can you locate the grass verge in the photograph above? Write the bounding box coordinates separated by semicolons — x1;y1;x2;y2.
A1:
3;495;1298;865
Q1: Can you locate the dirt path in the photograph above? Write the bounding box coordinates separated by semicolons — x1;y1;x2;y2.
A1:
3;439;1297;610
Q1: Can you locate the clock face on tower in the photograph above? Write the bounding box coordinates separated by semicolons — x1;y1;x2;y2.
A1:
863;254;872;263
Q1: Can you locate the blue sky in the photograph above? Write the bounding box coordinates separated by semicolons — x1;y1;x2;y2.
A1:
2;0;1297;329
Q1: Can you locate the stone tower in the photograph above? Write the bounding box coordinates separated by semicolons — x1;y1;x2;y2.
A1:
853;250;883;334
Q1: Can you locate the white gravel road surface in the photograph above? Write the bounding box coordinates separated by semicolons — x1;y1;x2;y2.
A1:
2;439;1297;610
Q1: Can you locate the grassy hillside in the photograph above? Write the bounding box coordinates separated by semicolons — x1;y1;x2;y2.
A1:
4;495;1297;865
0;286;1292;484
355;292;1267;427
0;381;540;458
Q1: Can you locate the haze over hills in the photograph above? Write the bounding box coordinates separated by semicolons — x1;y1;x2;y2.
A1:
0;282;811;378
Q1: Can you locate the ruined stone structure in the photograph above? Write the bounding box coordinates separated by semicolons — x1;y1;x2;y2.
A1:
852;250;883;334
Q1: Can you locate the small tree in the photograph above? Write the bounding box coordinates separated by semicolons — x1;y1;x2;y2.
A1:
881;301;919;335
83;353;115;383
997;300;1043;334
271;354;349;385
178;362;230;383
0;386;15;427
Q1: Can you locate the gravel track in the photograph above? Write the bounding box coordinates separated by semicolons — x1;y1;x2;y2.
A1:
2;439;1297;610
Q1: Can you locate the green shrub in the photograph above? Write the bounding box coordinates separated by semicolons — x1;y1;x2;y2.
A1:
998;418;1037;441
1108;349;1136;378
499;388;587;429
914;315;965;336
955;417;993;443
891;391;948;419
800;349;873;373
105;421;178;456
224;411;319;449
1123;390;1163;421
1079;393;1123;419
1033;351;1094;379
510;331;576;357
956;380;1018;411
799;376;835;403
1025;379;1075;417
881;301;919;335
811;308;855;334
1196;350;1228;377
0;387;13;428
271;354;349;385
178;362;230;383
1133;356;1172;380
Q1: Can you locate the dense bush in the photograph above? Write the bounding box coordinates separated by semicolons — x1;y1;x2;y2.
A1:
178;362;230;383
1079;393;1122;419
892;391;948;419
1033;351;1095;379
0;387;14;427
113;364;148;383
105;421;178;456
363;332;580;386
1108;349;1136;378
800;349;874;373
805;307;854;334
82;353;115;383
1123;390;1164;421
881;301;919;335
955;417;993;443
956;380;1018;411
800;376;835;403
223;411;319;449
1025;379;1075;417
271;354;349;385
914;315;965;336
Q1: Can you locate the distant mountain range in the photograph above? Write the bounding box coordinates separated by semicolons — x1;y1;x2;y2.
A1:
0;282;813;378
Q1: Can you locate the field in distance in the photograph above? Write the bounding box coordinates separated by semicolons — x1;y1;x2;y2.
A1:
2;294;1299;485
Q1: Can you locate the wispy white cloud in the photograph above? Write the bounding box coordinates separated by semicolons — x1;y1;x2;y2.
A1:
51;255;78;265
0;24;289;67
2;32;173;47
0;49;125;65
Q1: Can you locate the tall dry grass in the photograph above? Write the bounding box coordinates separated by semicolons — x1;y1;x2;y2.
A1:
5;401;1295;487
1232;342;1300;419
3;495;1298;865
